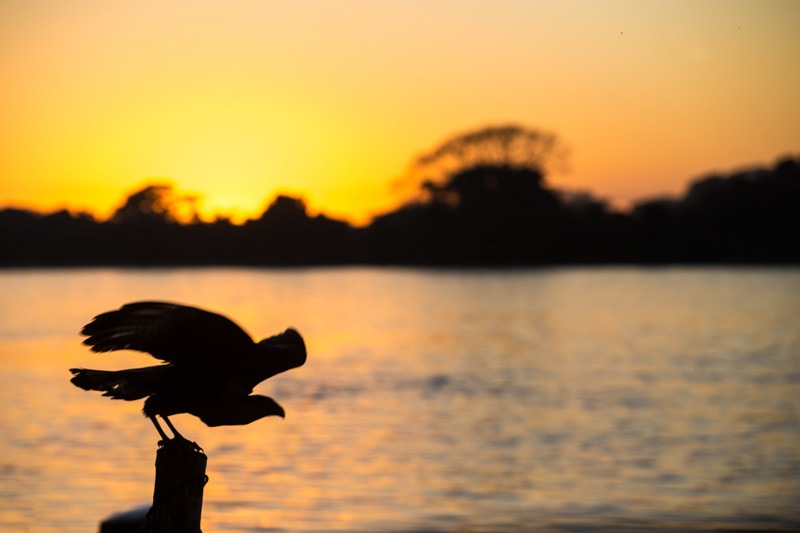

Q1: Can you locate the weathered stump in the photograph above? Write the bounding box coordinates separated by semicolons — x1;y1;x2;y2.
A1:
146;438;207;533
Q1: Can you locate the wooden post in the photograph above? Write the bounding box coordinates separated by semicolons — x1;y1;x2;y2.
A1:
147;438;208;533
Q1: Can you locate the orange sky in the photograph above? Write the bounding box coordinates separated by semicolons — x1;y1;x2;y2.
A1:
1;0;798;225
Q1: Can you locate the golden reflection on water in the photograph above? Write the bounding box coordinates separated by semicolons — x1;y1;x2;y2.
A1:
1;268;799;531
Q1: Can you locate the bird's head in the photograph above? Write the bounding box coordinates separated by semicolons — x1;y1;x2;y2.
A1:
247;395;286;420
200;395;286;427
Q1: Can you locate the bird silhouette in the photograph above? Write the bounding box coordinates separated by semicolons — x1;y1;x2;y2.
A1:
70;301;306;443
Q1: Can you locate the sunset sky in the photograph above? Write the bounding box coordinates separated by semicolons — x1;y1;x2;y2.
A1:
1;0;798;225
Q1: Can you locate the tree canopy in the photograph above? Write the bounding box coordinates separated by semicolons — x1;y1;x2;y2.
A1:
406;125;567;201
111;183;200;225
0;124;796;266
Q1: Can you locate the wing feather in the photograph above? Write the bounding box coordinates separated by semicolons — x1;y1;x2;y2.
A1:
81;301;255;366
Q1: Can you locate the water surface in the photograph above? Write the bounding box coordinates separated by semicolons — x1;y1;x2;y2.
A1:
1;267;798;531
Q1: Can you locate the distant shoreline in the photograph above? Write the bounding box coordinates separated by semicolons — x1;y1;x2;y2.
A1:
2;156;798;267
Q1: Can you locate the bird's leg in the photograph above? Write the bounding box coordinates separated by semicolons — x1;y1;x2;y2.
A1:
150;415;170;443
162;415;203;452
162;415;185;440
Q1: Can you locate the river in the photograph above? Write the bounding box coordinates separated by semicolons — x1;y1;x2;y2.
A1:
0;267;798;531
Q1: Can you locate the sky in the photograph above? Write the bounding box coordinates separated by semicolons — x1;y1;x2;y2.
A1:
1;0;798;225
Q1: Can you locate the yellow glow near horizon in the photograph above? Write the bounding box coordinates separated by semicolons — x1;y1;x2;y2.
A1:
1;0;798;225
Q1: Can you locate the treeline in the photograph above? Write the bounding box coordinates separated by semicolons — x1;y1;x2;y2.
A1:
1;155;797;267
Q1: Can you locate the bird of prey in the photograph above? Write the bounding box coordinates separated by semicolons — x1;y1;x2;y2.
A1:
70;301;306;443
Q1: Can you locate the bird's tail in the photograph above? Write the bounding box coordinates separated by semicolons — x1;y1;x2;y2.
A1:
69;366;164;401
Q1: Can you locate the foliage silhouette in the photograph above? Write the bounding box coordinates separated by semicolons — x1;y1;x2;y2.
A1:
407;125;566;191
367;164;566;264
0;137;797;266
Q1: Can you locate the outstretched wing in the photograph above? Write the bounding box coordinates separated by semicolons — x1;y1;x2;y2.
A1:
81;301;255;366
251;328;307;383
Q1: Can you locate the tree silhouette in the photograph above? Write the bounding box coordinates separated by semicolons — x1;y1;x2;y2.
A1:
370;126;570;264
111;183;200;225
424;164;554;211
403;124;567;202
243;195;355;265
0;130;796;266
